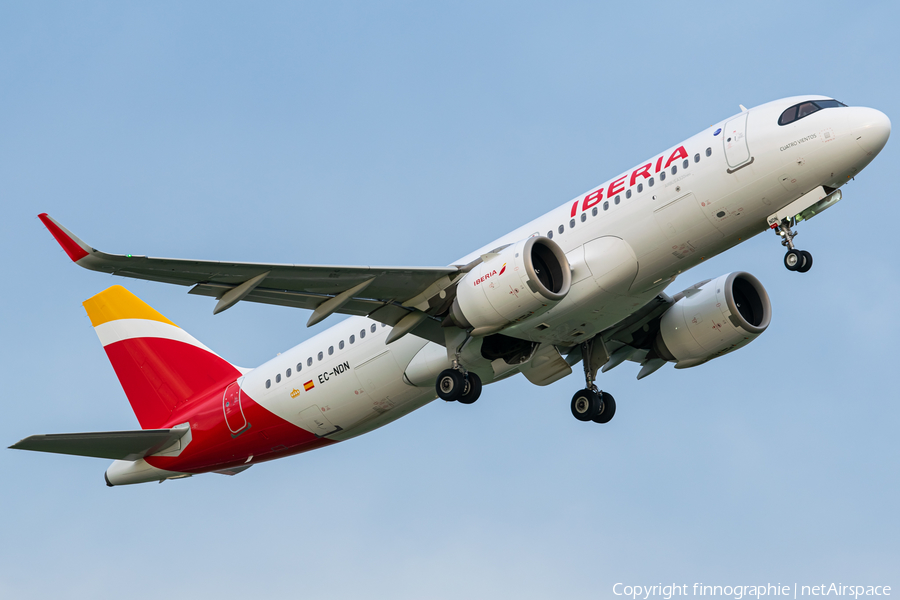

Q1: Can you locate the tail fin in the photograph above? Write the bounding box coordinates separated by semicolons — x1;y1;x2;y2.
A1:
84;286;240;429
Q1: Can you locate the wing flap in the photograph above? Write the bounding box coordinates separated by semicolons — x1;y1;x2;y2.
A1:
188;283;383;315
9;428;188;461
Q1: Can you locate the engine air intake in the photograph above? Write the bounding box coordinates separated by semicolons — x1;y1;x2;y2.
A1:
654;271;771;369
449;236;571;332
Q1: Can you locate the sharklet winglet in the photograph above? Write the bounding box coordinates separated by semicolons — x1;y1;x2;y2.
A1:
38;213;93;263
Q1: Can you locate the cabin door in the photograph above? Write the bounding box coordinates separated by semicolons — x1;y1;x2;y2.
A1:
223;380;249;436
723;112;752;171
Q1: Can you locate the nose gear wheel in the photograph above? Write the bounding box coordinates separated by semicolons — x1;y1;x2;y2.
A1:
774;219;813;273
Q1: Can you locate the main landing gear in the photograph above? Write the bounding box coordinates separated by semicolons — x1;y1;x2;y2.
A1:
571;340;616;424
773;219;813;273
436;368;482;403
436;333;483;404
571;388;616;423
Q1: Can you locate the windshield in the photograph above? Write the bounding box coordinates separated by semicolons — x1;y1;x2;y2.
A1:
778;99;847;126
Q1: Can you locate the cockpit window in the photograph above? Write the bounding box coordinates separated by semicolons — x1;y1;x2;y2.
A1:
796;102;818;119
778;99;847;126
779;105;798;126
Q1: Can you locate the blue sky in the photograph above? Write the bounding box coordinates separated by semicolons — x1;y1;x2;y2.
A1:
2;2;898;598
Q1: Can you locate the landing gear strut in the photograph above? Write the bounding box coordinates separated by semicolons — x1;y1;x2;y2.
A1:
435;334;482;403
570;339;616;424
773;219;813;273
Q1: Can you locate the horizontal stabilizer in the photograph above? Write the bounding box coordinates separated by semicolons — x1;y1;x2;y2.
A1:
9;428;188;461
214;464;253;476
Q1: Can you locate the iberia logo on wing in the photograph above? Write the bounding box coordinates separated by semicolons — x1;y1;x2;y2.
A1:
498;263;507;276
303;380;315;392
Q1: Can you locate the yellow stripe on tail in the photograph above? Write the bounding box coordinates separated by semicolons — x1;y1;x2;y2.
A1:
83;285;178;328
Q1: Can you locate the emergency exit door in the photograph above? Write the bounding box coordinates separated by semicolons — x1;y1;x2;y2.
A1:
223;380;249;436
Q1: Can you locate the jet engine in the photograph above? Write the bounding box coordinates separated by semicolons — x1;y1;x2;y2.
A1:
653;272;772;369
448;236;571;334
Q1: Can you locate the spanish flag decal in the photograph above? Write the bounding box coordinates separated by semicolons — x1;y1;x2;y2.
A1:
303;380;315;392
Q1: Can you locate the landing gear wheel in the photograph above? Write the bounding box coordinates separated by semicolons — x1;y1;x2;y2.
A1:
784;249;803;271
591;392;616;424
571;389;602;422
458;372;482;404
436;369;465;401
798;250;813;273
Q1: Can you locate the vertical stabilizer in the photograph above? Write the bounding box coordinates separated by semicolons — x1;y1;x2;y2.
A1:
83;286;240;429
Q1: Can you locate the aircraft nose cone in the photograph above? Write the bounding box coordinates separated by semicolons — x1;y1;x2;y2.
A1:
854;107;891;156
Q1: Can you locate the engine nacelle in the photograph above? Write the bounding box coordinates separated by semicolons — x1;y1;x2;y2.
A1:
653;272;772;369
449;236;571;334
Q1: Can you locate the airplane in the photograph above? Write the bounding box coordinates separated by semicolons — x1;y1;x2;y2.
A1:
11;95;890;486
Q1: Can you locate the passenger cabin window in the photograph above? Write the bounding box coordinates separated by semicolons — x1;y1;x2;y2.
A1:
637;183;643;193
558;224;564;234
683;159;689;169
328;346;334;355
569;219;575;228
360;329;366;338
339;340;345;350
694;153;700;163
547;230;553;239
276;374;281;383
286;368;291;377
307;357;313;366
603;201;609;211
317;351;323;361
580;213;586;222
592;207;598;217
778;99;846;126
350;334;355;344
371;324;377;333
649;177;654;187
297;363;302;372
660;171;666;181
706;147;712;157
625;189;632;199
614;195;620;205
266;379;271;389
671;165;677;175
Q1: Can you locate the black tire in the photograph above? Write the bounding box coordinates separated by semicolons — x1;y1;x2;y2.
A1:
436;369;465;401
458;372;482;404
592;392;616;424
571;389;600;421
798;250;813;273
784;249;802;271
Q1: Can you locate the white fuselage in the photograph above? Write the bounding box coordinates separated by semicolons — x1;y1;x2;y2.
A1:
239;95;887;442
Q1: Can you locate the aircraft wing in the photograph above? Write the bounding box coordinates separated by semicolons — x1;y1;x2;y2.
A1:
39;214;459;343
9;428;187;461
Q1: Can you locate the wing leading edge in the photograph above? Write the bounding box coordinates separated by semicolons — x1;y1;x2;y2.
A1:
39;214;459;343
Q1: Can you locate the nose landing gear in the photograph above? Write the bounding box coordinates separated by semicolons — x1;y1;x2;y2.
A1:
784;248;813;273
773;219;813;273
